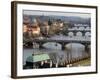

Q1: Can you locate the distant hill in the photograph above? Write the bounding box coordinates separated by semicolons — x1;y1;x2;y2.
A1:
23;15;91;25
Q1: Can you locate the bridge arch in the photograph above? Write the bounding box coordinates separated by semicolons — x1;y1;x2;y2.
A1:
79;26;85;30
42;42;62;50
65;43;85;48
68;32;74;37
85;27;90;30
85;32;91;37
76;31;83;37
74;27;78;30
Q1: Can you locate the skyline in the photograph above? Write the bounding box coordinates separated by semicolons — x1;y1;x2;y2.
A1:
23;10;91;19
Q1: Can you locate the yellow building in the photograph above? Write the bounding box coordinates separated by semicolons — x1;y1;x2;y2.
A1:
23;24;28;33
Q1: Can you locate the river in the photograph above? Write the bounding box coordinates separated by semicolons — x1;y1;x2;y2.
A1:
23;42;90;66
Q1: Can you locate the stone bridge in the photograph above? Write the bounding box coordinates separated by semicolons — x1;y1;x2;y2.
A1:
67;29;91;36
24;39;91;50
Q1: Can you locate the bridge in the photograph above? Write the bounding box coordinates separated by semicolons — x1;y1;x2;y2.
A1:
67;29;91;36
24;36;91;50
66;26;91;36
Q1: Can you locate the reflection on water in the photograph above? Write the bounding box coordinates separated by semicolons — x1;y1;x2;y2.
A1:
23;42;90;66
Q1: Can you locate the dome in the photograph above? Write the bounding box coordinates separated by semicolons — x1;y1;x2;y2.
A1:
23;15;31;24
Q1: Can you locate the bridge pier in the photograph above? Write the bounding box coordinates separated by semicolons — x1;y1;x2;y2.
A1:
25;42;33;48
61;43;66;50
62;45;65;50
84;44;89;52
39;43;44;49
82;31;85;36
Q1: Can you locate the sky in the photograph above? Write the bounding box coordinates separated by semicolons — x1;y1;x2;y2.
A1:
23;10;91;18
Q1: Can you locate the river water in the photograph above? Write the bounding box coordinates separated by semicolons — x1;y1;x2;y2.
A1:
23;37;90;65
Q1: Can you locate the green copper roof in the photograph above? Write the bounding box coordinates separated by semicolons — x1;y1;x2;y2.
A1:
26;54;50;62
